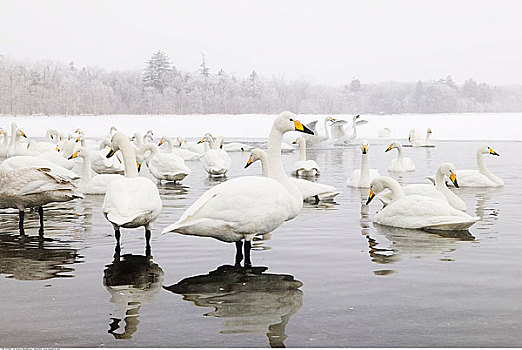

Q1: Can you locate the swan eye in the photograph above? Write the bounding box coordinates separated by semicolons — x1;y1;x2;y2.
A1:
289;118;294;121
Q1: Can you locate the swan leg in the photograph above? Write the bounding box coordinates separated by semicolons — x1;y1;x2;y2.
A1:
18;209;25;235
244;240;252;267
235;240;243;266
38;206;44;236
114;228;121;244
145;229;151;255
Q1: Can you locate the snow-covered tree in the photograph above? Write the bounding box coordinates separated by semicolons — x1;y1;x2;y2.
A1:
142;51;174;94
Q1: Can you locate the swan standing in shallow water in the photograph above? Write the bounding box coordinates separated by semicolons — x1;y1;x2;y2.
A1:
0;166;83;235
102;133;162;248
198;135;231;177
366;176;478;231
452;145;503;187
245;148;339;202
385;141;415;172
291;136;320;176
380;163;467;211
68;147;123;195
347;140;380;188
136;143;191;182
162;112;314;264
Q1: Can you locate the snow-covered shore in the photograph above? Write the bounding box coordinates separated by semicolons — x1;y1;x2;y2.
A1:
0;112;521;141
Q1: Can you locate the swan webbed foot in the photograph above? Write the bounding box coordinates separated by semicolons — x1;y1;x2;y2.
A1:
235;240;244;266
244;240;252;268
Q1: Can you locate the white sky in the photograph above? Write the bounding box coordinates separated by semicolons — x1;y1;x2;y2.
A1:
2;0;522;85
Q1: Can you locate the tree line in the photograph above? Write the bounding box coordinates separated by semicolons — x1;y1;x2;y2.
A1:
1;51;521;116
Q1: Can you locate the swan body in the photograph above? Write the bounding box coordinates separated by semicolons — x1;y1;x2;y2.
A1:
34;149;77;170
291;136;319;176
0;156;80;180
385;141;415;172
245;148;339;202
366;176;478;231
178;137;206;154
410;128;435;148
199;135;231;177
6;123;28;157
347;140;381;188
452;145;503;187
69;147;123;195
158;137;203;161
222;142;253;152
137;143;191;182
302;117;333;146
102;133;162;236
162;111;314;244
378;128;391;138
0;128;9;157
25;129;58;154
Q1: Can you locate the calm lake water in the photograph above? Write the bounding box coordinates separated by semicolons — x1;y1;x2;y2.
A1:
1;138;521;347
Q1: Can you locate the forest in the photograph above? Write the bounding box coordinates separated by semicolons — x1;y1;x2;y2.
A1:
1;51;521;116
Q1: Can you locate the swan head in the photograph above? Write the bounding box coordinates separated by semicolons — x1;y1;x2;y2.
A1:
244;148;266;168
478;144;499;156
68;146;89;160
274;111;314;135
107;132;131;158
292;136;305;145
385;141;401;153
427;128;432;134
361;140;369;154
197;134;215;144
366;176;393;205
158;136;166;146
438;162;459;188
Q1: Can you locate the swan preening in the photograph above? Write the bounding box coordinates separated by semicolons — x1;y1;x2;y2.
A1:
245;148;339;203
385;141;416;172
366;176;478;231
162;112;314;265
347;140;380;188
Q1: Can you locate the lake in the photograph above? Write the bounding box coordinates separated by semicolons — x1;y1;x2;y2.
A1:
1;134;521;347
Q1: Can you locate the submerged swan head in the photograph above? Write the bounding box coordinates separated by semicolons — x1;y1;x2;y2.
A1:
274;111;314;135
478;144;500;156
385;141;401;153
361;140;369;154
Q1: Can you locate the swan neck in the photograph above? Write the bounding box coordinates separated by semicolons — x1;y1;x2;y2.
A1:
81;154;92;181
259;152;268;177
426;132;431;143
434;169;448;192
120;142;139;178
298;140;307;161
9;124;17;147
383;177;404;200
361;152;369;177
165;138;174;152
395;145;404;160
324;118;331;138
267;128;285;179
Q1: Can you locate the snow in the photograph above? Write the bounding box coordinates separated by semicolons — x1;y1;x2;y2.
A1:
0;112;521;141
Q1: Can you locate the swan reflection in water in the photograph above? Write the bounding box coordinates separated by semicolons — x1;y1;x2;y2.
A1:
103;243;164;340
164;264;303;347
0;231;81;280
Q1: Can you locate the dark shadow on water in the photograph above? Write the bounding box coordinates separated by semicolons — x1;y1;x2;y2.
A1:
205;175;228;187
157;182;189;196
0;231;82;280
164;264;303;348
103;244;164;340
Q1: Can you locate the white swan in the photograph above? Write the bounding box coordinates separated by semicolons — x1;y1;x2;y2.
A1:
136;143;191;182
222;142;253;152
161;112;314;260
366;176;478;231
0;155;80;180
302;116;334;146
385;141;415;172
178;137;206;154
102;133;163;246
158;136;203;161
347;140;380;188
25;129;58;154
6;123;28;157
380;163;467;211
452;145;503;187
0;166;83;235
198;135;231;177
69;147;123;195
291;136;320;176
410;128;435;148
330;115;368;145
0;128;9;157
378;127;391;139
245;148;339;202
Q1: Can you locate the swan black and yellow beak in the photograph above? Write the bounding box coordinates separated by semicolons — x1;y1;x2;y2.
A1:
489;147;499;156
137;162;141;172
56;146;60;152
158;140;164;146
20;131;27;138
385;144;393;152
293;120;314;135
76;137;81;142
106;148;116;158
428;128;432;134
362;145;368;154
292;139;298;145
366;188;375;205
244;155;254;169
449;172;459;188
68;151;78;160
197;138;205;144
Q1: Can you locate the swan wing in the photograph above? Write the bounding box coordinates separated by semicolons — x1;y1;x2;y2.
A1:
291;178;339;201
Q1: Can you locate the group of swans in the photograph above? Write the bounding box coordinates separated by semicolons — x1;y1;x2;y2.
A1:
408;128;435;148
301;115;367;146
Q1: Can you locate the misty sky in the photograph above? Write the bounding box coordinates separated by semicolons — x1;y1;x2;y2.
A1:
2;0;522;85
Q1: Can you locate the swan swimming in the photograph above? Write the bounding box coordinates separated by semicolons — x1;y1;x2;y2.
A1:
161;111;314;264
347;140;380;188
198;134;231;177
102;133;163;248
330;115;368;145
136;143;191;182
291;136;320;177
301;116;334;146
158;136;203;161
385;141;415;172
380;163;467;211
366;176;478;231
245;148;339;202
451;145;503;187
